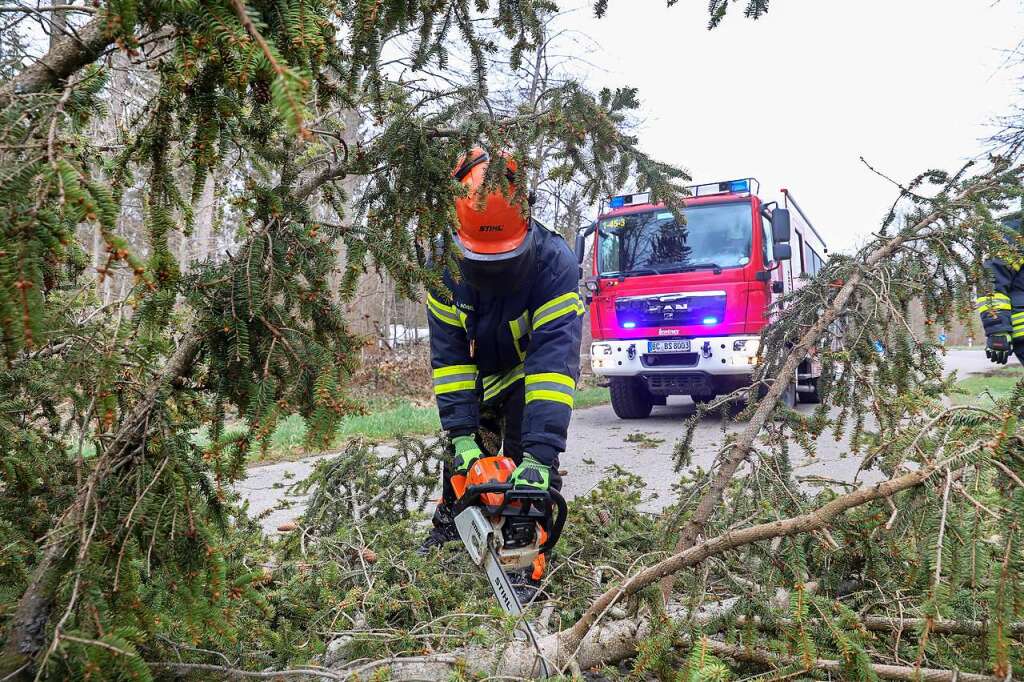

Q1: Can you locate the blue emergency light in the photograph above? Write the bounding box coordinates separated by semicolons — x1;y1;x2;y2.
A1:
622;321;636;329
703;317;718;325
728;179;749;193
609;196;626;208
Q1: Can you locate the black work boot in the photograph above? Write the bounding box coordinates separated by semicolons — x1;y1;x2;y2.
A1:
416;504;460;556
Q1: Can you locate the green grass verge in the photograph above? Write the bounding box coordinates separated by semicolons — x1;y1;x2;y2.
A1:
952;365;1024;405
74;387;612;465
575;386;610;410
253;387;609;463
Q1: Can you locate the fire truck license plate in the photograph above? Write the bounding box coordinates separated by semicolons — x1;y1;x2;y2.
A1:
647;340;690;353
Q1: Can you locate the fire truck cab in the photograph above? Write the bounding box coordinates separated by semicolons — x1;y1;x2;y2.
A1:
576;178;827;419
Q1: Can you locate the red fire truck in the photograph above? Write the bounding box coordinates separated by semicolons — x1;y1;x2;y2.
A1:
575;178;828;419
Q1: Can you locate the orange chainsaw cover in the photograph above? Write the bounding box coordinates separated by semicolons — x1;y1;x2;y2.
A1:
452;455;516;503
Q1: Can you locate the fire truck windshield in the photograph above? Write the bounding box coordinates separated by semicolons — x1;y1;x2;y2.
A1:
597;201;752;276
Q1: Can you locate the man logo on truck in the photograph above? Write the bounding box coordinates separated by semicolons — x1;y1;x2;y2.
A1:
577;179;829;419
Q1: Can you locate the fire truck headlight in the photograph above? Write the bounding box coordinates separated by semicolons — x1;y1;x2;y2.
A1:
593;343;612;356
733;339;752;352
584;279;599;293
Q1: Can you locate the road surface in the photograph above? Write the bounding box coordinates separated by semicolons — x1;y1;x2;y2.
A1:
237;350;993;532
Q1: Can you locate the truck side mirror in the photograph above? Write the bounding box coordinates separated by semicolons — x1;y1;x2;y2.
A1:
773;242;792;261
575;223;595;266
771;208;791;243
575;232;586;266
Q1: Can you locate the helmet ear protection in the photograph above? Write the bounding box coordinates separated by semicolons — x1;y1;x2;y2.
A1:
454;151;490;182
454;150;523;189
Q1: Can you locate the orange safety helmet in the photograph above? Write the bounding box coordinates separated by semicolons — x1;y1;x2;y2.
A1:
452;148;536;294
454;148;529;253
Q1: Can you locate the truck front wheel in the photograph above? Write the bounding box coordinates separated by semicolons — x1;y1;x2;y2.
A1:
609;377;654;419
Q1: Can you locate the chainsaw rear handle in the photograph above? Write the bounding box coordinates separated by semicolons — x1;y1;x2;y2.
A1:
460;483;567;554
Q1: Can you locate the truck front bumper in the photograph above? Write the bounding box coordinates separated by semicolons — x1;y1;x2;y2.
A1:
590;336;760;394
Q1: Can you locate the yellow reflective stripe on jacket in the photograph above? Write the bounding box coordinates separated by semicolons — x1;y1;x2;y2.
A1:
482;364;525;402
976;293;1011;313
509;311;531;360
433;364;477;395
427;293;464;328
532;292;584;331
524;372;575;408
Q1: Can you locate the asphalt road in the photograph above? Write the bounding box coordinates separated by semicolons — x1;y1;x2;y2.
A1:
237;349;994;533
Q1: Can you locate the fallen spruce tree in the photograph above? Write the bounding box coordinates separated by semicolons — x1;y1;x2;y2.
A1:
241;160;1024;680
3;0;1024;678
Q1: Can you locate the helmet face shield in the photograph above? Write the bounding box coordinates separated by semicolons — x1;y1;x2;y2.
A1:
455;225;536;296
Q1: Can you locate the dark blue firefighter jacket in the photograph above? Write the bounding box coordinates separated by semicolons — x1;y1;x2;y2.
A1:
426;224;584;465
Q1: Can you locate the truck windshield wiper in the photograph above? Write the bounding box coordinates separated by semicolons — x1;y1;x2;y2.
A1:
623;266;663;276
672;263;723;275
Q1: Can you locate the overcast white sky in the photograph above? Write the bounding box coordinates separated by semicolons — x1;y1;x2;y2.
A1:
559;0;1024;253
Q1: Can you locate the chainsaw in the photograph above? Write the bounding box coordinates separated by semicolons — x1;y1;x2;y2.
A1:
451;455;567;676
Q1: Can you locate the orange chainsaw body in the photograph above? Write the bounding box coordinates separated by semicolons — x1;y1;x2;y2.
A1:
452;455;547;578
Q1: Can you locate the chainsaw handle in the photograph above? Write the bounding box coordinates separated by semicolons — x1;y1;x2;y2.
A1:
459;483;567;553
541;488;567;554
459;482;513;508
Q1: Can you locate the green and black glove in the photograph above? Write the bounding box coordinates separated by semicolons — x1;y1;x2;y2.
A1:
510;454;550;492
451;435;483;474
986;333;1012;365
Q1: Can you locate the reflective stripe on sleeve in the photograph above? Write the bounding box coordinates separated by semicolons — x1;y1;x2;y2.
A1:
524;372;575;408
976;293;1011;314
427;293;464;328
433;364;477;395
532;292;584;331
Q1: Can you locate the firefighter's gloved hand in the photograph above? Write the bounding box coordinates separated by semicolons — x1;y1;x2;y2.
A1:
986;333;1012;365
511;454;550;492
451;435;483;474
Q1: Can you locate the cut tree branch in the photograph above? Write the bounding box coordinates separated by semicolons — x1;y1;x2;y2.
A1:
703;638;999;682
562;453;954;653
332;451;966;679
655;167;1009;603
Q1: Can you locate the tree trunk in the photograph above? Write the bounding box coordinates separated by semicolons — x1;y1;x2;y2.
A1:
0;16;112;106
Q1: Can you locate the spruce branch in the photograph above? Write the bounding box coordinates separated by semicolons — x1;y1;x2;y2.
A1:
656;161;1020;603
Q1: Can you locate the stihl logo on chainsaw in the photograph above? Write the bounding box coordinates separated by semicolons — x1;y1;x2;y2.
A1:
480;225;503;232
491;574;517;613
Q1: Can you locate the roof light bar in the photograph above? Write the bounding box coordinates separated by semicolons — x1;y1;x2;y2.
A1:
690;178;758;197
606;191;652;210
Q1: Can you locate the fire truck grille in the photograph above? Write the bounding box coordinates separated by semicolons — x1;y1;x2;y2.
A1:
643;373;714;395
641;352;699;367
615;293;727;328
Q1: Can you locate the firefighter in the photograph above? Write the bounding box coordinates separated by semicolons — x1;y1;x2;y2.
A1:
977;222;1024;365
418;147;584;596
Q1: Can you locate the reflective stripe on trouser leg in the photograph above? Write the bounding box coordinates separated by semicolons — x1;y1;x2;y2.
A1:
433;364;477;395
524;372;575;408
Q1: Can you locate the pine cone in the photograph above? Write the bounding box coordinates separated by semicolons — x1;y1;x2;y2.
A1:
252;78;271;105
